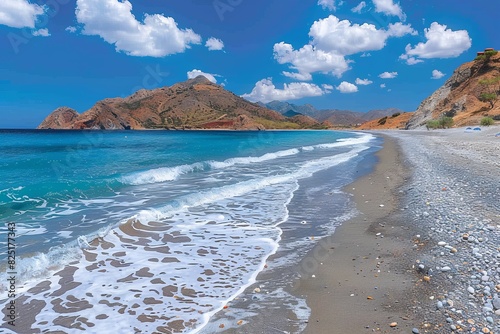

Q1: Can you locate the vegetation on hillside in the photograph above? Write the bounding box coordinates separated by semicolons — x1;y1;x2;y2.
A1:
426;116;454;129
478;76;500;108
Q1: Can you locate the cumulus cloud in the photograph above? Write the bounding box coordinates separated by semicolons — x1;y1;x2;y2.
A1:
372;0;406;21
399;54;424;65
0;0;46;29
32;28;50;37
337;81;358;93
351;1;366;13
355;78;373;85
322;84;334;91
387;22;417;37
310;16;387;55
431;69;445;79
402;22;472;61
66;26;77;33
283;71;313;81
241;78;331;103
380;83;386;88
205;37;224;51
75;0;201;57
309;16;416;55
379;71;398;79
187;69;219;83
274;15;415;81
274;42;351;79
318;0;336;11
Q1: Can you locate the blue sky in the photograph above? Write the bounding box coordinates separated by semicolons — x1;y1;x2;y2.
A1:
0;0;498;128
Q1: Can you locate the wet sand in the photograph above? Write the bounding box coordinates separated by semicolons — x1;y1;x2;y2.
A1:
295;136;422;333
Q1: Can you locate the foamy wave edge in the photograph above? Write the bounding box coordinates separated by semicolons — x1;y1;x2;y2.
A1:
120;133;374;186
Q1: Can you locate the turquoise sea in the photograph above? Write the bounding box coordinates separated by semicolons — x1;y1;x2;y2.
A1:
0;130;380;333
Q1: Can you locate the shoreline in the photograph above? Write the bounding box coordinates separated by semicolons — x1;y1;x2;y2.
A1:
295;135;421;333
295;126;499;333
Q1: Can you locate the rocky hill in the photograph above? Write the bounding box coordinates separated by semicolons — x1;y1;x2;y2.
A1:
406;50;500;129
357;112;414;130
38;76;328;130
261;101;404;126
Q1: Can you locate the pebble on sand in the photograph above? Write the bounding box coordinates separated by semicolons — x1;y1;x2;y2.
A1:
389;322;397;327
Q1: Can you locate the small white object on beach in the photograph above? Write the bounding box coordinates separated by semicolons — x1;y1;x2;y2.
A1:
311;275;316;278
300;220;307;224
467;286;475;294
441;266;452;272
438;241;447;246
379;204;384;207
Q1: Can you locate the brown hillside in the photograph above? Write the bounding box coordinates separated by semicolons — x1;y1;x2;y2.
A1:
407;50;500;129
38;76;324;130
357;112;413;130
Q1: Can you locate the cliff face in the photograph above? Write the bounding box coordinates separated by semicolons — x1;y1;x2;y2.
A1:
406;52;500;129
38;76;324;130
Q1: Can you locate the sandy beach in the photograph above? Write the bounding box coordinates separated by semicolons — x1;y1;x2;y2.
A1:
296;126;500;333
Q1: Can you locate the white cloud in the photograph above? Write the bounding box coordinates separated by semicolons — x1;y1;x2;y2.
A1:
309;15;415;55
351;1;366;13
187;69;219;83
360;52;371;57
337;81;358;93
274;15;415;81
0;0;45;29
241;78;331;103
32;28;50;37
274;42;351;79
399;54;424;65
322;84;334;91
387;22;417;37
431;69;445;79
205;37;224;51
75;0;201;57
380;83;386;88
283;71;313;81
318;0;336;11
355;78;373;85
372;0;406;21
403;22;472;60
379;71;398;79
66;26;77;33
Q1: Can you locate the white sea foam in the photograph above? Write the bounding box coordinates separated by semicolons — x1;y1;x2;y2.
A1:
0;132;375;333
120;162;205;185
207;148;300;169
120;148;302;186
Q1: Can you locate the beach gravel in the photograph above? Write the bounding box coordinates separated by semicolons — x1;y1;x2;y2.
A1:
385;126;500;333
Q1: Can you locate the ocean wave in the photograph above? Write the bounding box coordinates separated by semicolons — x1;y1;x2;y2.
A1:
119;133;373;187
119;148;301;186
120;162;206;185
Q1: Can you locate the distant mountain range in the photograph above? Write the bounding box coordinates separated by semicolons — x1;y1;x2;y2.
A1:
258;101;405;126
38;76;328;130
